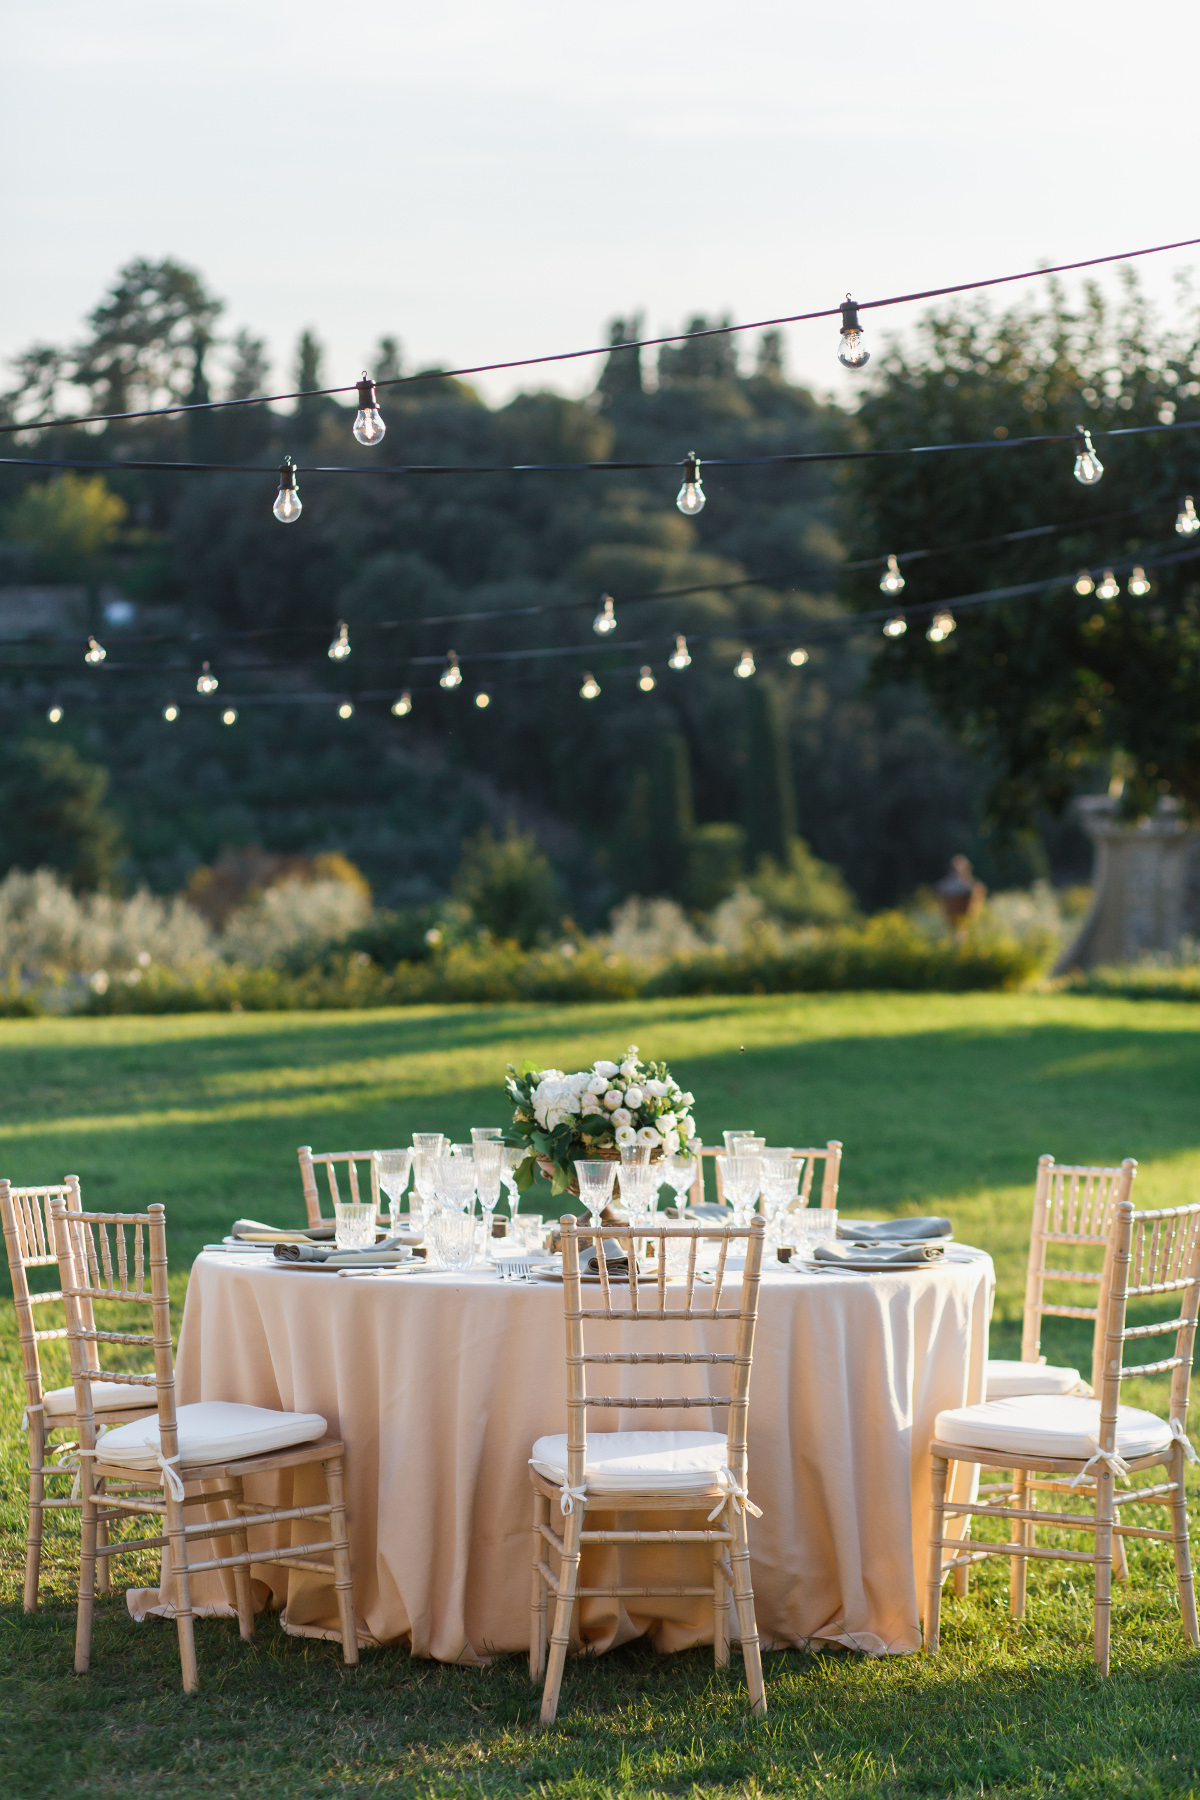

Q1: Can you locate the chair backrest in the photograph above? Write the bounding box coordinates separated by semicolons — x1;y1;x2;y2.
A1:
48;1199;174;1458
1;1176;88;1416
1095;1198;1200;1458
687;1141;842;1210
558;1216;766;1495
297;1146;381;1227
1021;1155;1137;1385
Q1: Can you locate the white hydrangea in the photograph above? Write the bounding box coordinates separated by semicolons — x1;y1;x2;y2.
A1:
532;1078;582;1130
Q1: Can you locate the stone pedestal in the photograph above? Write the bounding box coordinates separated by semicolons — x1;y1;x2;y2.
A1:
1056;797;1200;971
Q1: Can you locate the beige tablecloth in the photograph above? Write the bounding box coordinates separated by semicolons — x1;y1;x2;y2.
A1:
133;1247;992;1659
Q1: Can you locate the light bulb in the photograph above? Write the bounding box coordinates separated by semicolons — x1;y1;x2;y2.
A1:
879;554;905;596
926;611;956;643
85;636;106;665
474;691;490;709
163;703;179;722
1176;495;1199;536
221;707;238;726
735;649;755;678
882;615;908;638
837;296;870;369
637;665;656;692
1096;569;1120;601
1073;425;1103;485
196;661;219;695
788;647;810;667
338;701;354;719
392;690;412;716
47;705;63;723
1127;566;1151;597
1074;569;1095;596
273;456;302;523
592;595;617;635
676;451;705;516
668;634;692;670
328;621;351;661
439;651;462;689
352;373;386;446
580;671;601;699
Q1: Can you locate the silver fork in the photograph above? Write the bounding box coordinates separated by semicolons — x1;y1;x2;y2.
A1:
497;1256;533;1282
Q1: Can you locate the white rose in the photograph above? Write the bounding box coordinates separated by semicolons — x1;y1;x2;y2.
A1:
602;1089;624;1110
657;1112;676;1132
644;1079;668;1098
568;1070;595;1093
680;1115;695;1139
619;1060;638;1081
626;1044;639;1056
593;1059;619;1077
680;1092;694;1106
622;1083;644;1108
636;1126;662;1149
611;1107;632;1127
614;1124;637;1146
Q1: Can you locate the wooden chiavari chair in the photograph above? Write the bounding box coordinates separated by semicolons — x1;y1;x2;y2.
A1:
529;1216;767;1726
925;1194;1200;1674
1;1176;151;1610
50;1198;358;1692
687;1140;842;1211
297;1146;381;1228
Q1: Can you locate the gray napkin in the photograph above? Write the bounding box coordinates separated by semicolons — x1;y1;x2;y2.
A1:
233;1218;336;1244
814;1239;946;1266
582;1238;636;1277
274;1233;412;1264
836;1216;951;1241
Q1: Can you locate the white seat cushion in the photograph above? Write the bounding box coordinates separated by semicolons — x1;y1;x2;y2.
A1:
531;1430;729;1496
934;1394;1173;1463
984;1359;1089;1401
95;1401;328;1470
43;1382;155;1419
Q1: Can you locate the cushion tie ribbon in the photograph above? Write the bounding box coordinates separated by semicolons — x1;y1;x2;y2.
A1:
20;1401;44;1433
1169;1418;1199;1465
1069;1437;1130;1490
156;1451;186;1502
709;1466;763;1522
67;1426;109;1501
558;1482;588;1516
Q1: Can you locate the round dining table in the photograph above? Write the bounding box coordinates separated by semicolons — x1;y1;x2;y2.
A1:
130;1243;994;1660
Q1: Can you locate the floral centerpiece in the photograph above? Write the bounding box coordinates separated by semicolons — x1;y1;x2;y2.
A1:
505;1044;697;1194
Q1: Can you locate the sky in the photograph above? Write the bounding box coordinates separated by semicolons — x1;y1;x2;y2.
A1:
3;1;1200;411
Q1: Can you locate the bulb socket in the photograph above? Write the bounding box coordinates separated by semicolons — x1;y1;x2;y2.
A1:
839;298;863;333
278;456;297;490
683;452;700;484
356;375;378;410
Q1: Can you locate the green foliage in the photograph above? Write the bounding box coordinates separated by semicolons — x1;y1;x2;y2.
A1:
681;822;745;911
1060;963;1200;1001
72;255;223;415
747;836;857;925
0;736;123;891
740;680;797;864
452;822;561;948
3;473;126;579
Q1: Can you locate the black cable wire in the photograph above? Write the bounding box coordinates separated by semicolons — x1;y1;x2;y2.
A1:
5;232;1200;438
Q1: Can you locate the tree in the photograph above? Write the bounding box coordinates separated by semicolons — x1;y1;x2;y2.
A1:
0;738;123;890
293;330;326;442
755;330;785;382
225;329;270;401
452;823;561;947
596;316;644;404
842;273;1200;825
657;315;739;386
741;681;796;864
71;256;223;415
4;474;126;580
374;337;403;383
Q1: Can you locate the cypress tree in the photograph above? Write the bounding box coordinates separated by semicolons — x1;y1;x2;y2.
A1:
741;682;797;866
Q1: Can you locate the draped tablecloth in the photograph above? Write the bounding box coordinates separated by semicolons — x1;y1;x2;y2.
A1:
133;1246;992;1660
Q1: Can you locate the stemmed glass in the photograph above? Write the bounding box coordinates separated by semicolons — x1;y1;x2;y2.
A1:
471;1127;503;1147
574;1160;617;1233
723;1152;763;1229
662;1150;698;1213
375;1148;413;1233
436;1153;477;1215
759;1156;801;1246
473;1140;504;1257
411;1142;444;1227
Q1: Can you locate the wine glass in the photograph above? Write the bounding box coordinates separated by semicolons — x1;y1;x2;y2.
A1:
471;1127;503;1146
473;1141;504;1256
499;1147;523;1220
574;1160;617;1232
436;1154;476;1215
662;1150;698;1213
411;1148;442;1226
723;1130;759;1152
412;1132;446;1154
723;1152;763;1229
375;1148;413;1234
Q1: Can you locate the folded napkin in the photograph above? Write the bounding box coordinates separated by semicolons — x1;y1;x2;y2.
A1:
813;1239;946;1266
836;1216;952;1242
583;1238;637;1277
233;1218;336;1244
274;1233;413;1265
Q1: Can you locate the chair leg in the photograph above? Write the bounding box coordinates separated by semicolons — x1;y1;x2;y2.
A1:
712;1532;729;1670
24;1417;46;1613
75;1464;98;1674
540;1503;582;1728
530;1490;549;1680
95;1477;111;1596
950;1459;970;1596
728;1503;766;1717
227;1476;255;1642
1112;1527;1130;1584
1092;1467;1114;1677
323;1456;359;1668
1010;1467;1028;1621
1169;1440;1199;1648
165;1487;199;1693
924;1453;948;1652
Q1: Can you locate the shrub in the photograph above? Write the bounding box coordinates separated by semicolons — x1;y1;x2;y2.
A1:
0;866;215;987
452;823;561;948
219;875;371;967
747;838;856;927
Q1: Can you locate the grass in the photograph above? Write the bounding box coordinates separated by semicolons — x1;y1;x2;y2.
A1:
1;992;1199;1797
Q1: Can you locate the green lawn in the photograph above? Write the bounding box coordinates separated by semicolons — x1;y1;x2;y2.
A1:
1;993;1199;1797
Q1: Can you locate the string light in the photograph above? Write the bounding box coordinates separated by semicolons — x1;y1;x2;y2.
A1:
879;555;905;595
474;690;490;709
735;649;756;678
439;650;462;688
163;703;179;722
352;374;386;447
47;705;63;723
337;701;354;719
196;661;219;695
1073;426;1104;485
580;671;601;699
927;611;956;643
676;452;705;516
84;636;106;664
592;594;617;635
837;296;870;369
1074;569;1095;595
1127;566;1151;596
392;690;412;716
221;707;238;725
668;634;692;669
787;647;809;666
637;665;656;692
327;621;351;660
1176;495;1199;536
1096;569;1120;600
273;456;302;523
882;616;907;638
